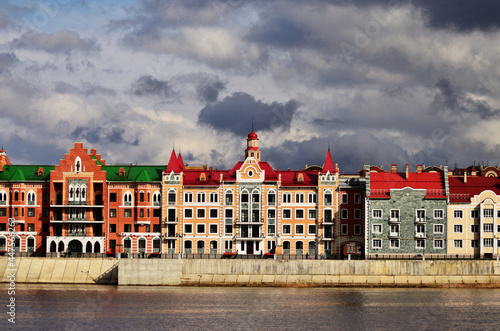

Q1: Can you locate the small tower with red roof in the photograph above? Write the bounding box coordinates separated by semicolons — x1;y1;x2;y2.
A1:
0;148;11;172
245;130;261;162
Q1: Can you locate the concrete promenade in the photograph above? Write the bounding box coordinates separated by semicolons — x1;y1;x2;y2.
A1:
2;257;500;287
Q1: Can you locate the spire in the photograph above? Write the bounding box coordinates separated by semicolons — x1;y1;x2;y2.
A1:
166;149;180;173
177;152;185;171
321;148;335;173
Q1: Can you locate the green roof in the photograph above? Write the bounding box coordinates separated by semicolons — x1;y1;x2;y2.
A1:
92;155;103;166
102;165;164;182
0;165;54;182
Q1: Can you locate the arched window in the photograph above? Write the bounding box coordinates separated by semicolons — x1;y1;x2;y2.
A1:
197;240;205;254
152;191;161;206
27;190;36;205
240;189;249;203
267;190;276;205
283;241;291;255
295;241;304;255
123;237;132;254
209;240;218;254
138;237;146;253
168;189;176;205
123;192;133;206
308;242;316;256
225;190;233;205
75;156;82;172
184;240;192;254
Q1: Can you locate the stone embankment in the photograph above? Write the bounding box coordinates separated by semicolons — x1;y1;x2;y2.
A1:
3;257;500;287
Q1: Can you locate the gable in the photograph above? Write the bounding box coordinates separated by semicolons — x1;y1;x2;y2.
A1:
236;157;265;183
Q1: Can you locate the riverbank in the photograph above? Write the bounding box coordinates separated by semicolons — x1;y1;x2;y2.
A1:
2;257;500;287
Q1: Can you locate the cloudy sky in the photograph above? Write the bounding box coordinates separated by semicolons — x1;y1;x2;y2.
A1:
1;0;500;173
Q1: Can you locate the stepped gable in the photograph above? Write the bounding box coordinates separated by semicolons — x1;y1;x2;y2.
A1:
370;169;447;199
449;176;500;203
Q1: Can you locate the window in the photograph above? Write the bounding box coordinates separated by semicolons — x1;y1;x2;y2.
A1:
354;209;361;219
42;208;49;217
241;192;249;203
454;210;463;218
308;193;316;204
341;209;348;219
372;239;382;249
124;224;131;233
471;210;479;218
390;239;399;249
324;210;333;222
184;208;193;218
184;224;193;234
416;210;426;221
185;192;193;203
354;224;361;235
0;208;6;216
471;224;479;233
123;192;133;206
372;224;382;233
390;209;399;221
372;210;382;219
225;240;233;252
308;209;317;219
484;224;493;232
28;208;35;217
124;209;132;218
168;191;176;205
197;209;205;218
268;225;275;235
308;225;316;235
354;193;361;204
283;225;291;234
43;193;49;202
283;209;291;219
341;193;348;204
416;239;426;249
197;193;205;203
210;192;218;203
416;224;425;235
283;193;291;203
341;224;348;235
295;225;304;235
109;224;116;233
434;239;444;249
225;225;233;235
454;225;463;233
209;224;218;234
14;191;18;201
471;240;479;249
153;224;160;233
197;224;205;234
225;191;233;205
153;209;161;218
390;224;400;235
324;192;332;205
295;193;304;203
484;209;494;218
209;209;218;218
139;209;144;218
267;209;275;219
434;224;444;234
434;210;444;219
267;191;276;205
252;192;260;203
110;193;117;202
139;192;144;202
295;209;304;219
454;240;463;249
27;223;34;232
484;238;493;247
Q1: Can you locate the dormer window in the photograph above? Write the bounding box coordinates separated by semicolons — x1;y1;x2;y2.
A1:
200;173;206;181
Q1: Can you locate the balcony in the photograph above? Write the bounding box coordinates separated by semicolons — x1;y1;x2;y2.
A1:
153;201;161;207
235;233;264;240
389;217;400;223
165;217;178;224
50;200;104;207
389;232;400;238
67;231;88;237
322;218;334;225
415;217;426;223
225;218;233;225
252;203;260;209
415;232;426;238
268;219;275;225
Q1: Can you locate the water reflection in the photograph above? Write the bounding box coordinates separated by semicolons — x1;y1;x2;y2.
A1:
2;284;500;330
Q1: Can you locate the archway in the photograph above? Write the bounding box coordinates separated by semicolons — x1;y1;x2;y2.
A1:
283;241;290;255
138;238;146;253
50;241;57;252
197;240;205;254
209;240;217;254
86;241;92;253
58;241;65;252
68;240;83;253
94;242;101;253
14;237;20;252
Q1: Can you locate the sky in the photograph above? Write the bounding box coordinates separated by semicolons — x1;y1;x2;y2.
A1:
1;0;500;173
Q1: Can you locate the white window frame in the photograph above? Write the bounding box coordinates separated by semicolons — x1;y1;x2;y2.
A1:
372;224;382;234
196;224;205;234
434;209;444;219
184;192;193;203
454;239;463;249
209;223;218;234
390;239;400;249
454;224;463;233
184;208;193;219
372;209;382;219
454;210;463;218
283;193;291;203
484;223;493;232
308;209;317;220
295;209;305;219
295;224;304;235
308;193;317;204
433;224;444;234
416;239;426;249
433;239;444;249
282;224;292;235
372;239;382;249
196;208;206;219
209;208;218;219
184;223;193;234
209;192;218;203
295;193;304;203
484;209;494;218
197;192;206;203
282;209;292;219
341;193;348;204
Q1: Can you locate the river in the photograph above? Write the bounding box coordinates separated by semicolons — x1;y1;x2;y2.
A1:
2;284;499;330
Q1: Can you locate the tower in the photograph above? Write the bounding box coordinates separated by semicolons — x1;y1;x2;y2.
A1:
245;130;261;162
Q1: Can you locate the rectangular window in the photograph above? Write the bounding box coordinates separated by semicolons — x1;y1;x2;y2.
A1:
241;193;249;203
484;209;494;218
225;192;233;205
324;193;332;206
454;210;463;218
295;224;304;235
390;209;399;221
308;209;317;219
168;192;176;205
434;210;444;219
471;210;479;218
225;225;233;235
308;224;316;235
209;208;218;218
454;224;463;233
184;208;193;218
283;209;291;219
267;192;276;205
308;193;317;204
434;239;444;249
153;209;161;218
416;210;426;221
295;209;304;219
0;208;6;216
283;193;291;203
197;209;205;219
354;224;361;235
14;208;18;217
471;240;479;249
210;192;218;203
124;224;131;232
416;239;426;249
42;192;49;202
471;224;479;233
184;224;192;234
324;209;333;222
42;208;49;217
484;238;493;247
28;208;35;217
434;224;444;234
197;224;205;234
341;209;348;219
454;240;463;249
145;225;150;232
124;209;132;218
372;239;382;249
341;224;348;235
225;209;233;218
484;224;493;232
354;193;361;204
197;193;205;203
372;209;382;219
390;239;399;249
27;223;34;232
354;209;361;219
295;193;304;203
110;193;117;202
372;224;382;234
341;193;348;204
140;209;144;218
209;224;218;234
283;224;291;234
153;224;160;233
225;240;233;252
267;225;275;235
185;192;193;203
267;209;275;219
0;224;6;231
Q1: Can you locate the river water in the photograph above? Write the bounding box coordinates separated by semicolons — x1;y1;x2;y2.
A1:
1;284;499;330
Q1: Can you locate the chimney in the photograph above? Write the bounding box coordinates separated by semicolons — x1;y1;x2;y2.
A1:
417;164;422;174
405;164;409;179
391;164;397;174
471;170;477;177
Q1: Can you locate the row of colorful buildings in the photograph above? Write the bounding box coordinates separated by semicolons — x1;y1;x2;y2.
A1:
1;131;499;259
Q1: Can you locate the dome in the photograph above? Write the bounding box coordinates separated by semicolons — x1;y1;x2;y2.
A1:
247;130;258;140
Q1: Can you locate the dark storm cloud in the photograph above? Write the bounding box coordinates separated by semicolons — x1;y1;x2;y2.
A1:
249;14;311;48
196;76;226;103
11;30;99;53
130;75;178;100
431;78;500;120
0;52;17;75
0;11;11;29
71;126;139;146
197;92;300;136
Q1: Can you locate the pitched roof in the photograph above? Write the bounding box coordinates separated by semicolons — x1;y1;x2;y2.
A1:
102;165;163;182
321;149;335;173
0;165;53;182
369;171;446;199
166;149;181;173
449;176;500;203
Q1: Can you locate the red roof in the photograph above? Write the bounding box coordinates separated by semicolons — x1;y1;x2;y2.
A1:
248;131;258;140
279;170;318;186
370;172;446;199
177;153;185;171
166;149;181;173
321;149;335;173
449;176;500;203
